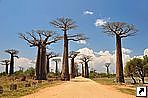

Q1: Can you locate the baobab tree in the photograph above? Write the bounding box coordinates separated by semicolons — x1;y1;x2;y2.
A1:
79;61;84;77
19;30;62;80
80;55;92;78
101;22;137;83
69;51;79;78
5;49;19;75
18;66;24;71
46;52;58;73
52;58;61;76
50;17;87;81
105;63;111;78
0;60;10;74
74;62;79;77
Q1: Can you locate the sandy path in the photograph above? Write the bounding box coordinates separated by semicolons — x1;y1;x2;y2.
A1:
22;77;135;98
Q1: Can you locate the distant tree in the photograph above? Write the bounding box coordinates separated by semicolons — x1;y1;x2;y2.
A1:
74;62;79;77
100;22;137;83
105;63;111;78
0;60;10;74
46;52;58;73
69;51;79;78
5;49;19;75
19;30;61;80
50;17;87;81
79;61;84;77
52;58;61;76
18;66;24;71
79;55;92;78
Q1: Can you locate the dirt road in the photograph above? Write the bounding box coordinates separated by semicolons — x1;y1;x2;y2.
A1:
22;77;135;98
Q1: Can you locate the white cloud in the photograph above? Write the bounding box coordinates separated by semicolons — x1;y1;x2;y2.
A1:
76;40;87;44
144;48;148;56
95;19;107;26
14;57;35;71
74;47;133;73
76;47;95;57
83;11;94;15
122;48;132;54
0;57;34;72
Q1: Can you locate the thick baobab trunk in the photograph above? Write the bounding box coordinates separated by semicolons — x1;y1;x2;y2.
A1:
81;63;84;77
39;46;47;80
6;64;9;74
116;35;125;83
61;31;70;81
71;58;75;78
55;61;58;75
9;54;14;75
46;56;50;74
36;46;47;80
85;62;89;78
35;47;41;80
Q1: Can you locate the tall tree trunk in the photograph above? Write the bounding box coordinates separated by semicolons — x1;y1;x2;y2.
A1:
106;67;109;78
46;56;50;74
81;63;84;77
35;47;41;80
75;64;78;77
61;30;70;81
9;54;14;75
116;34;125;83
85;62;89;78
55;61;58;76
71;58;75;78
6;64;9;74
38;46;47;80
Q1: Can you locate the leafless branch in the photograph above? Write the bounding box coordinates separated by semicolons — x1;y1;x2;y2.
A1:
101;22;137;38
50;17;77;31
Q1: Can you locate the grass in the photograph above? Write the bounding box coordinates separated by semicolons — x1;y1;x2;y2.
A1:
0;76;63;98
93;77;137;96
93;78;116;85
117;88;136;95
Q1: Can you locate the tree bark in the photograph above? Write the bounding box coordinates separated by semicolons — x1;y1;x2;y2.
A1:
116;34;125;83
46;56;50;74
85;62;89;78
35;47;41;80
6;63;9;74
9;54;14;75
106;67;109;78
71;58;75;78
81;64;84;77
55;61;58;76
36;46;47;80
40;46;47;80
61;30;70;81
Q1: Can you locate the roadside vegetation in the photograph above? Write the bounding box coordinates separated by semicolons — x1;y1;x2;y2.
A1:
91;55;148;96
0;67;63;98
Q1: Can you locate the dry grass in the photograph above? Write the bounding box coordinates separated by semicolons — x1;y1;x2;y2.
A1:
0;76;63;98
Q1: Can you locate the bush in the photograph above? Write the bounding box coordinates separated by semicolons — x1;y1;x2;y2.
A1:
0;86;3;94
24;67;35;77
10;84;17;90
14;70;24;76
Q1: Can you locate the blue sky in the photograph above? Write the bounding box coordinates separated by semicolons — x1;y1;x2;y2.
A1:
0;0;148;59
